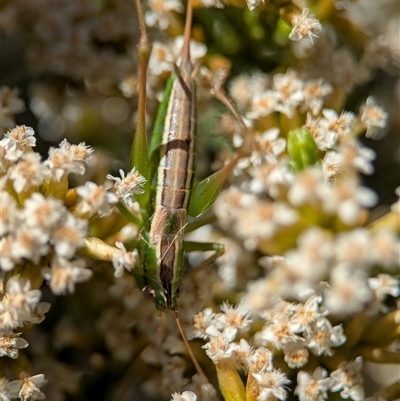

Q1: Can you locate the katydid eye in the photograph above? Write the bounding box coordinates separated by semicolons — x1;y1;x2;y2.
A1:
142;286;156;299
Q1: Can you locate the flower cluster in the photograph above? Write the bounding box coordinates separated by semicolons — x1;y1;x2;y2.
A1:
192;297;358;400
1;126;95;291
1;125;144;400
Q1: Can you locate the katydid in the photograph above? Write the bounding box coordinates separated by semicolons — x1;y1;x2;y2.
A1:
129;0;242;394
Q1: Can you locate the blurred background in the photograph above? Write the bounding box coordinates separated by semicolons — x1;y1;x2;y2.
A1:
1;0;399;400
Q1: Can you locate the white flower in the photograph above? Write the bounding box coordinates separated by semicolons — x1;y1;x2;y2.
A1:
7;374;47;401
334;228;373;267
231;338;253;372
149;41;175;75
322;150;342;181
305;113;338;150
302;79;332;115
287;167;325;206
51;214;88;259
4;278;42;312
360;96;388;138
368;274;399;301
252;369;290;401
76;181;118;216
245;277;281;313
112;242;138;277
330;357;364;401
249;347;273;372
289;8;322;43
145;0;184;30
45;145;83;181
8;153;48;193
0;137;22;173
320;109;355;139
0;278;41;329
43;258;92;295
283;340;309;368
339;139;376;175
107;167;146;207
324;264;372;315
11;226;49;263
0;377;12;401
305;318;346;356
170;391;197;401
0;235;20;272
369;230;399;269
290;295;329;332
0;331;29;359
323;180;377;225
273;69;304;118
22;192;65;233
229;71;270;110
259;315;302;349
252;158;292;197
26;302;51;325
214;301;252;336
238;200;298;250
248;90;280;119
249;128;286;166
330;47;358;90
285;228;333;284
62;140;93;165
202;331;235;363
192;308;217;339
295;367;331;401
5;125;36;151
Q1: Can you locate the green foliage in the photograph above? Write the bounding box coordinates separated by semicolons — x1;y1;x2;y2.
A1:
288;127;319;171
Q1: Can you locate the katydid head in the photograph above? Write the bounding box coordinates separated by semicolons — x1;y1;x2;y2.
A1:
142;285;156;300
152;286;170;311
141;278;180;311
141;281;169;310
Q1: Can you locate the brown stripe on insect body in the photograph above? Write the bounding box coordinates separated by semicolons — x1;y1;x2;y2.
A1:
150;207;186;309
156;73;196;210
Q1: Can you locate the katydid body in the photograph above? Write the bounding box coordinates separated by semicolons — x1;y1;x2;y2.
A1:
129;0;243;396
131;0;240;312
149;13;196;309
131;0;244;312
134;1;196;311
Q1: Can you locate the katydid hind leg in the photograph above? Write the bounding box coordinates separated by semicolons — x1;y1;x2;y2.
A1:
184;240;224;273
130;0;151;210
185;214;217;234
